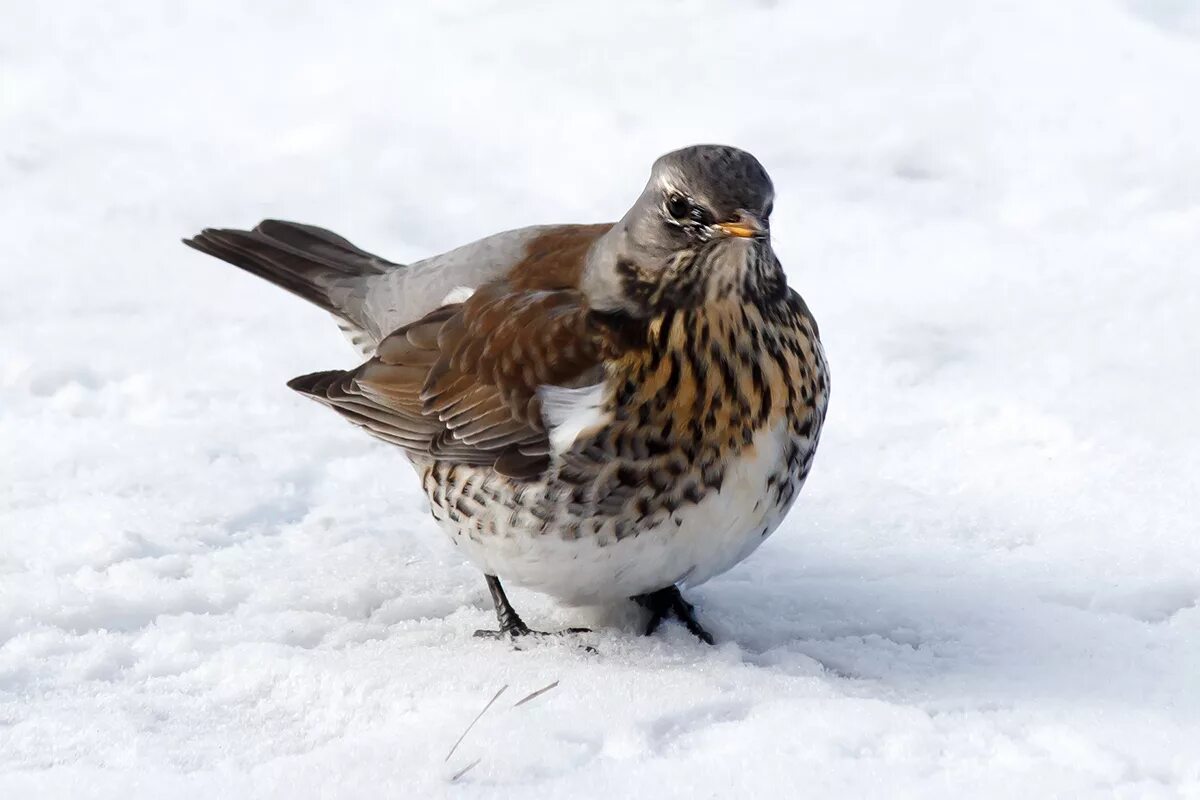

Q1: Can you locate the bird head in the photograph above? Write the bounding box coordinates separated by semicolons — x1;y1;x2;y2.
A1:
584;144;779;315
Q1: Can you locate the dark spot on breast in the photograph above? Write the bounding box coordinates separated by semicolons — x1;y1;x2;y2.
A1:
663;353;682;396
616;464;640;486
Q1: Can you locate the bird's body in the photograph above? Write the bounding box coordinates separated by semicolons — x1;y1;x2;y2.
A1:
185;145;828;640
419;251;825;604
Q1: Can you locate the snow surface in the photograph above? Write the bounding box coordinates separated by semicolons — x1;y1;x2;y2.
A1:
3;1;1200;797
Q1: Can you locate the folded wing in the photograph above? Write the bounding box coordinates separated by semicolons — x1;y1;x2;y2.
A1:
288;282;626;481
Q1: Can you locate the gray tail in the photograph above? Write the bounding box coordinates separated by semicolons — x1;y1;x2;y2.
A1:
183;219;397;333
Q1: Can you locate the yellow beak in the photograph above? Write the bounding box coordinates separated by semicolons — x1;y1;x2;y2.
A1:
714;215;765;238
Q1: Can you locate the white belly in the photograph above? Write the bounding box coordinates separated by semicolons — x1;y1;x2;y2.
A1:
439;421;805;604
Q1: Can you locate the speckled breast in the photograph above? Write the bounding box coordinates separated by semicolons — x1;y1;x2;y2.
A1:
416;292;829;604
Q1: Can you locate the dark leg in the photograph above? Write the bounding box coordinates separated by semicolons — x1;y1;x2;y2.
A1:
634;587;675;637
473;575;591;640
633;586;715;645
475;574;532;637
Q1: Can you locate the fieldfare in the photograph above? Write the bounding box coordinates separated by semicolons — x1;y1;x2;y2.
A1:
184;145;829;644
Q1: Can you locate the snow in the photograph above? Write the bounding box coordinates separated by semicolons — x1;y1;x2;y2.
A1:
2;0;1199;796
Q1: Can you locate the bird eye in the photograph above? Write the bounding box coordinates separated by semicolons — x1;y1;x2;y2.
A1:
665;193;714;228
666;193;692;220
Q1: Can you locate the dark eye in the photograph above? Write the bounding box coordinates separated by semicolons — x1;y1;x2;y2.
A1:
666;193;692;220
666;193;714;227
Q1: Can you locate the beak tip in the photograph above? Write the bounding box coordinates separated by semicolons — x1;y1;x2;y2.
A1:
716;219;766;239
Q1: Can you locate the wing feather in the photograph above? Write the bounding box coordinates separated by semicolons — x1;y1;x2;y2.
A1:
287;225;637;480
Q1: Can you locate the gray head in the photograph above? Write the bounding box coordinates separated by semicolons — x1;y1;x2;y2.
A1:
584;145;780;315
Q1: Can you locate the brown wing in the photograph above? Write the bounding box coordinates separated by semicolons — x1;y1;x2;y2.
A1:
286;224;632;481
289;290;621;479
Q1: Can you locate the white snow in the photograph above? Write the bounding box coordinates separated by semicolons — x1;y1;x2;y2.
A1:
2;1;1200;797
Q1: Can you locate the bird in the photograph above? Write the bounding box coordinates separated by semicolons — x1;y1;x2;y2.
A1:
183;144;829;644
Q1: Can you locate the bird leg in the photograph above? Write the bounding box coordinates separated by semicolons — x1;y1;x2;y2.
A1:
633;586;715;645
474;575;590;639
474;575;532;637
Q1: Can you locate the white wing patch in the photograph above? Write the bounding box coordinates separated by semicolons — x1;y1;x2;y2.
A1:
538;383;610;455
440;285;476;305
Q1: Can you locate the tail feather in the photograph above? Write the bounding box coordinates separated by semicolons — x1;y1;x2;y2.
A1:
286;369;344;398
183;219;400;335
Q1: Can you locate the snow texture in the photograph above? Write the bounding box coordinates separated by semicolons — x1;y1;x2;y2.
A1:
2;1;1199;797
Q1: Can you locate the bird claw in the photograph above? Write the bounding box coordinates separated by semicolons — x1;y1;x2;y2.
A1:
634;586;715;644
472;626;592;639
473;626;596;653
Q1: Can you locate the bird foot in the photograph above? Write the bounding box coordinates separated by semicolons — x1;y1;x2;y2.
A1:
475;574;595;650
473;623;596;653
472;626;593;640
633;586;715;645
